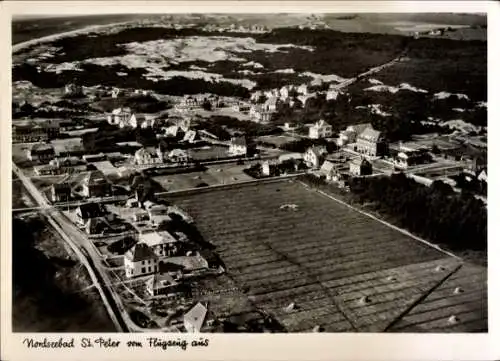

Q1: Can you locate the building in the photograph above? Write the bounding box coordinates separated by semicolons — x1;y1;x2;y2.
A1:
13;121;60;143
51;183;71;203
229;137;247;156
349;157;373;176
304;146;328;169
262;161;271;176
108;107;132;126
139;231;180;258
249;105;274;123
394;149;432;169
309;120;333;139
27;143;56;163
124;243;159;278
159;255;209;278
478;169;487;183
182;130;200;143
184;302;208;333
133;209;149;222
326;90;340;101
278;153;303;164
168;149;189;164
355;128;383;157
75;202;107;226
320;160;342;181
33;164;60;176
134;148;163;165
337;123;373;147
297;84;310;95
64;83;84;96
81;170;111;198
146;272;181;296
85;217;108;235
50;156;81;168
232;103;251;112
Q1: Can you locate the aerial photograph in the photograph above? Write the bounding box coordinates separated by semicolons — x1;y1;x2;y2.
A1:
11;12;487;333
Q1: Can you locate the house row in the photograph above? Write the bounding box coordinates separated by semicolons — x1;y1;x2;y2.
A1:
134;147;190;166
53;170;111;199
107;108;156;129
75;202;116;235
13;121;60;143
175;95;222;112
27;143;56;163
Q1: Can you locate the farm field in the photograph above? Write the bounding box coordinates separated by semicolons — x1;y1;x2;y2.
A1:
153;164;253;191
163;180;487;332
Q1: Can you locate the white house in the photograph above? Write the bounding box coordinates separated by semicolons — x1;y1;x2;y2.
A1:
139;231;180;258
297;84;309;95
337;123;372;146
184;302;208;333
108;107;132;125
478;169;487;183
309;119;333;139
262;161;271;176
304;146;328;168
229;136;247;156
168;149;189;163
124;243;159;278
134;148;163;165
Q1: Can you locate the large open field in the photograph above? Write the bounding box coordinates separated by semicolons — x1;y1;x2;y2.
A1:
163;180;487;332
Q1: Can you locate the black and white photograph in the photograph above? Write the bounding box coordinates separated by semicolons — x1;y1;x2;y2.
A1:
7;6;490;340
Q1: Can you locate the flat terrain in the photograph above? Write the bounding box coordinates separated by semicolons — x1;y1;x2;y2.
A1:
153;164;252;191
164;180;487;332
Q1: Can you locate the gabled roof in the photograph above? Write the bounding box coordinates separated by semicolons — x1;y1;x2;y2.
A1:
135;147;154;158
148;272;178;291
77;202;105;219
312;119;331;129
320;160;336;173
348;123;373;134
169;148;188;158
29;143;55;153
125;242;157;262
350;157;371;166
184;302;208;331
84;170;108;186
307;146;327;158
358;128;381;142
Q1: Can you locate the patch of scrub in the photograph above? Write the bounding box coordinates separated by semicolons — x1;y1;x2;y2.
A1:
45;62;83;74
433;91;470;101
301;71;347;84
275;68;295;74
365;82;428;94
443;119;480;134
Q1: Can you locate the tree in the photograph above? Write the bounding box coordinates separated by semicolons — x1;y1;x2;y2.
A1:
202;100;213;111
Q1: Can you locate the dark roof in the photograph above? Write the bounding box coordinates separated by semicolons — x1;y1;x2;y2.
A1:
231;136;247;147
77;202;106;219
126;243;157;262
85;170;107;185
52;182;71;192
29;143;55;154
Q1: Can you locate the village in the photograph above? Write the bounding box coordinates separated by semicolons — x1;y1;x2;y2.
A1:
10;11;488;334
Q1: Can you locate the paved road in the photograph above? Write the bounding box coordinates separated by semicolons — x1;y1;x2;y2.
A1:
12;163;130;332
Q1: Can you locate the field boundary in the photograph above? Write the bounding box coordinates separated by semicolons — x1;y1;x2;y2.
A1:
301;182;462;261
